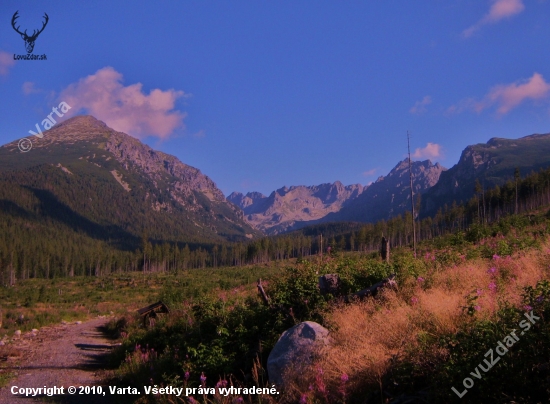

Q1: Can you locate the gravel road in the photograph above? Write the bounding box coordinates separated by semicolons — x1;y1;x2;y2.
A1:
0;317;125;404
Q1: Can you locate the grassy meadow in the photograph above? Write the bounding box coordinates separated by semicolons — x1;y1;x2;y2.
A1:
101;210;550;403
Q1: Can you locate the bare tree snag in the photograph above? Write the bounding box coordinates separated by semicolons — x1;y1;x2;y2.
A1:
257;278;270;306
380;236;390;263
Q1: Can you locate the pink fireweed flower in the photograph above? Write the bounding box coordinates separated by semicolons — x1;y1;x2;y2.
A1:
476;289;483;296
474;305;481;311
411;297;419;305
487;267;497;276
184;371;190;380
523;305;533;311
417;277;425;283
492;254;500;260
536;295;544;303
341;373;349;383
200;372;207;384
300;394;308;404
216;379;228;388
315;367;326;394
488;282;497;293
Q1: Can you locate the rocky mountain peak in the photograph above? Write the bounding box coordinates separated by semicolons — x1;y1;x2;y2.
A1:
0;114;258;242
228;181;366;234
54;115;109;131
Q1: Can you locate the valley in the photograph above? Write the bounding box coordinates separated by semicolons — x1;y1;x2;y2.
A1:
1;118;550;403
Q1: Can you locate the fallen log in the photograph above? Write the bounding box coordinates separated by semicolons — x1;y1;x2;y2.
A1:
343;274;397;303
137;301;170;328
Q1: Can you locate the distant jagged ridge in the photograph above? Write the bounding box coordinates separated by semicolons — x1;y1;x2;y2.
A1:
228;182;366;235
326;159;446;223
228;159;446;234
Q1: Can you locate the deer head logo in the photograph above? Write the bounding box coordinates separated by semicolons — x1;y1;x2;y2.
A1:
11;11;49;54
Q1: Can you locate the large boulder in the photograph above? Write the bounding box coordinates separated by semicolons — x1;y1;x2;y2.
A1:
267;321;330;387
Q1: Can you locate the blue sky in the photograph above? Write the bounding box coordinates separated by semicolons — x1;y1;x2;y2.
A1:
1;0;550;196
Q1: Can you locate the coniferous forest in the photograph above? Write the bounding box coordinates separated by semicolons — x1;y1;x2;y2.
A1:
1;164;550;284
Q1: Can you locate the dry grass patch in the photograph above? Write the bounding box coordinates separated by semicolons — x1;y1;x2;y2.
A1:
289;241;550;401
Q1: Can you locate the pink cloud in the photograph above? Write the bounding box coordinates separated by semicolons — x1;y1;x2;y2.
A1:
0;51;16;76
59;67;187;139
22;81;40;95
463;0;524;38
412;143;443;159
409;95;432;115
486;0;525;22
449;73;550;115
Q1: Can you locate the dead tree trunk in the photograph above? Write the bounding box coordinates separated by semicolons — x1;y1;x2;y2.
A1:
380;237;390;264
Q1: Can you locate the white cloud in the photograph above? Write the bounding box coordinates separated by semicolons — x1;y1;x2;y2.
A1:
59;67;187;139
362;168;378;177
463;0;525;38
448;73;550;115
192;129;206;138
412;143;443;159
0;51;15;76
409;95;432;115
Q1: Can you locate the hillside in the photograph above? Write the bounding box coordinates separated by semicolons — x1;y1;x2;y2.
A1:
423;132;550;215
0;115;259;248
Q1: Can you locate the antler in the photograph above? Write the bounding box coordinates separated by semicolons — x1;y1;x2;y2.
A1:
11;11;49;39
11;11;26;36
29;13;49;39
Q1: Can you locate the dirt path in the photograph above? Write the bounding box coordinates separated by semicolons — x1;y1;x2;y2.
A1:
0;317;122;404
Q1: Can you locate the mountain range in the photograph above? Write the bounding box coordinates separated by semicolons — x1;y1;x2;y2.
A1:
229;160;446;234
2;115;550;245
229;133;550;234
228;182;365;234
